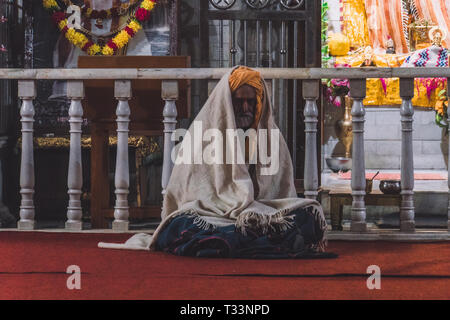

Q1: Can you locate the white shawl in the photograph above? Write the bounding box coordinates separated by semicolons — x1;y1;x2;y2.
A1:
99;68;327;251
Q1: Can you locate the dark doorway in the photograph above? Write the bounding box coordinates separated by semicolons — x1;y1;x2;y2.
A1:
198;0;322;188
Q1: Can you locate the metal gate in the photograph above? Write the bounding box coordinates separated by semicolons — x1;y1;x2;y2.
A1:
198;0;322;182
1;0;26;221
0;0;25;136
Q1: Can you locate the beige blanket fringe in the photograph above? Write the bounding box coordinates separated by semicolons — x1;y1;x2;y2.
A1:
99;67;328;253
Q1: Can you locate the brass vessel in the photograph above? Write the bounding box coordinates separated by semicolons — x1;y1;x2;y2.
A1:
335;96;353;159
408;20;436;51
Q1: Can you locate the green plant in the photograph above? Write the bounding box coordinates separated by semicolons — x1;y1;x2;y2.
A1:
321;1;331;68
435;87;449;130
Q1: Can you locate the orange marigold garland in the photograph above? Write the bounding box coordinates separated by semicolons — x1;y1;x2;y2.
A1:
43;0;156;56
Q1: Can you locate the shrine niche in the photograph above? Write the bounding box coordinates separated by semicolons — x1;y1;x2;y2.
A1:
27;0;178;132
42;0;178;100
17;0;182;225
325;0;449;110
323;0;449;174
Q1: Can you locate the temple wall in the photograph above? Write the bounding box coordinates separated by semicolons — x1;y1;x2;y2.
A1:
322;105;449;172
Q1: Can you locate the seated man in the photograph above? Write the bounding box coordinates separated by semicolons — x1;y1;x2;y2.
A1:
150;66;334;259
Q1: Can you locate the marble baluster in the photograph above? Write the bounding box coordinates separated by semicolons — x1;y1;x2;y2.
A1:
303;80;319;200
400;78;415;233
350;79;367;232
161;80;178;195
112;80;131;232
66;81;84;230
18;80;36;230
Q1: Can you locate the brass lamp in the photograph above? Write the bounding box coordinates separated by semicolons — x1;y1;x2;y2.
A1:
408;20;436;51
335;96;353;159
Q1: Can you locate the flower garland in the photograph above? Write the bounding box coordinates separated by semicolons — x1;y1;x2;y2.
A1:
42;0;156;56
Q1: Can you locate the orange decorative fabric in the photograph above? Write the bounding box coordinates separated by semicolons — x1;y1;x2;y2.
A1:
337;52;444;107
342;0;370;49
365;0;409;53
413;0;450;49
229;66;263;129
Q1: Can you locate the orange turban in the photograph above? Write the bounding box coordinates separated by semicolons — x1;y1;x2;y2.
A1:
229;66;264;129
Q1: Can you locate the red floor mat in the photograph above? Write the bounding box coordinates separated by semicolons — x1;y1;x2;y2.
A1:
1;232;449;300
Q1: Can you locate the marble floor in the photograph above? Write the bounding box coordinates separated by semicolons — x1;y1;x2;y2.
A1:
321;170;449;229
321;169;448;193
2;170;448;231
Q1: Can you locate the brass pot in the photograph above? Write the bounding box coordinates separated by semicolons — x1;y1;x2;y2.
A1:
365;179;373;194
380;180;401;194
335;96;353;159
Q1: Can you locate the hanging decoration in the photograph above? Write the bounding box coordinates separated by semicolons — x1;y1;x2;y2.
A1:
42;0;157;56
321;0;331;67
341;0;369;50
0;15;7;53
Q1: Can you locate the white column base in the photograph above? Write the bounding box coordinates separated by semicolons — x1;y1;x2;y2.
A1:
65;221;83;231
112;220;129;232
400;221;415;233
18;220;35;230
350;222;367;233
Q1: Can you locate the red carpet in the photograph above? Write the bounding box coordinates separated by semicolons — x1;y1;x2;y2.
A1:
1;231;449;300
335;172;447;180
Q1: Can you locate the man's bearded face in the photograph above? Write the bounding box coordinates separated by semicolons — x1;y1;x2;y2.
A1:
232;84;257;130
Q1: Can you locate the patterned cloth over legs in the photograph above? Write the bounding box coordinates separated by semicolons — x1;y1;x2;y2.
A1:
155;207;337;259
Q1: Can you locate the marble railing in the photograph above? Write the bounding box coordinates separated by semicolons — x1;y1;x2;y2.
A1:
0;67;449;233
